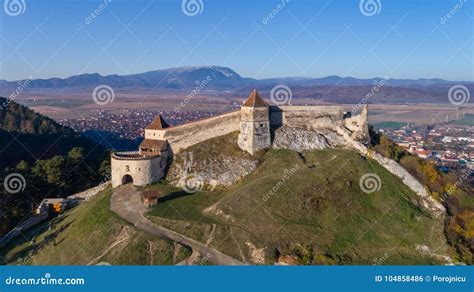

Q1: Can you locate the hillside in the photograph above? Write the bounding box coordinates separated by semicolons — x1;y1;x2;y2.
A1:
0;97;104;167
0;97;108;237
0;188;193;265
1;133;463;265
0;97;74;134
143;134;452;265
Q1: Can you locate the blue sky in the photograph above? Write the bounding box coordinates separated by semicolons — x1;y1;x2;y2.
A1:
0;0;472;81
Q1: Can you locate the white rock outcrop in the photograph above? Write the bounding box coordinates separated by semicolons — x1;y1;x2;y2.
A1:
272;126;345;152
168;153;258;190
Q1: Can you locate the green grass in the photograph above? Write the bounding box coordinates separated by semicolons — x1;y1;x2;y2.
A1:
144;182;225;224
372;121;407;130
0;188;190;265
449;114;474;126
146;148;451;265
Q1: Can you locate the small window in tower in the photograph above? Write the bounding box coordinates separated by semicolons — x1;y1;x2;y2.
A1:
260;123;264;127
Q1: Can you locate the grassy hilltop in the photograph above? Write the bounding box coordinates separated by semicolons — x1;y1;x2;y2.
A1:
0;134;456;265
144;135;452;265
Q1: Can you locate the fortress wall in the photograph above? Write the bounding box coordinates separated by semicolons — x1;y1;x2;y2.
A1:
162;111;241;153
344;104;369;142
142;105;368;156
270;105;345;130
68;181;111;201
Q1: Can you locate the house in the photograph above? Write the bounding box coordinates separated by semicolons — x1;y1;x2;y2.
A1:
442;136;454;143
416;149;433;159
396;141;410;149
141;190;161;207
36;198;71;216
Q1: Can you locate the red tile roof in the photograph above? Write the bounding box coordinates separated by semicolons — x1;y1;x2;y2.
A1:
243;89;267;107
147;115;170;130
139;139;168;151
142;190;161;199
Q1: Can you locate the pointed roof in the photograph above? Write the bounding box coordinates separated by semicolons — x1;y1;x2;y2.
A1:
242;89;267;107
146;115;170;130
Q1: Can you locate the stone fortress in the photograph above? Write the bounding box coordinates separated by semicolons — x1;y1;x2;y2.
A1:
111;89;369;188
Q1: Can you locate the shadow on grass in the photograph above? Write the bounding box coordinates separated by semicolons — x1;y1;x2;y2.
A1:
1;217;75;265
158;191;193;203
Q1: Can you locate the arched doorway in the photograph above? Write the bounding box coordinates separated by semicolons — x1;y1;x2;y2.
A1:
122;174;134;185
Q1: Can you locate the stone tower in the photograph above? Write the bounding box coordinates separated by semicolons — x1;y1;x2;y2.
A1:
238;89;271;155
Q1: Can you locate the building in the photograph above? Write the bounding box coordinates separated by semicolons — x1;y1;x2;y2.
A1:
36;198;72;216
237;90;271;155
141;190;161;207
111;89;369;188
416;149;433;159
111;115;172;188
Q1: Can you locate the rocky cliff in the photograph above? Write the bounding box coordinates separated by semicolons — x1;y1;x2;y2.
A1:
272;126;345;152
166;133;260;190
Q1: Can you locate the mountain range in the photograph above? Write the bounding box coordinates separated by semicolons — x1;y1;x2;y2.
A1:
1;66;472;91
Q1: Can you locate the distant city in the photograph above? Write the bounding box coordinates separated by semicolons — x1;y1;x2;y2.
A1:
59;108;240;150
378;119;473;173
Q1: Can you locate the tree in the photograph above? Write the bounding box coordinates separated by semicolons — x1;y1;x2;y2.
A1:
15;160;29;172
45;156;66;189
67;147;84;162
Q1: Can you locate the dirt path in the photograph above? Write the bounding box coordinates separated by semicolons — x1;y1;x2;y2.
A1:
175;250;201;265
87;226;130;265
110;184;244;265
206;224;217;245
230;227;247;263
